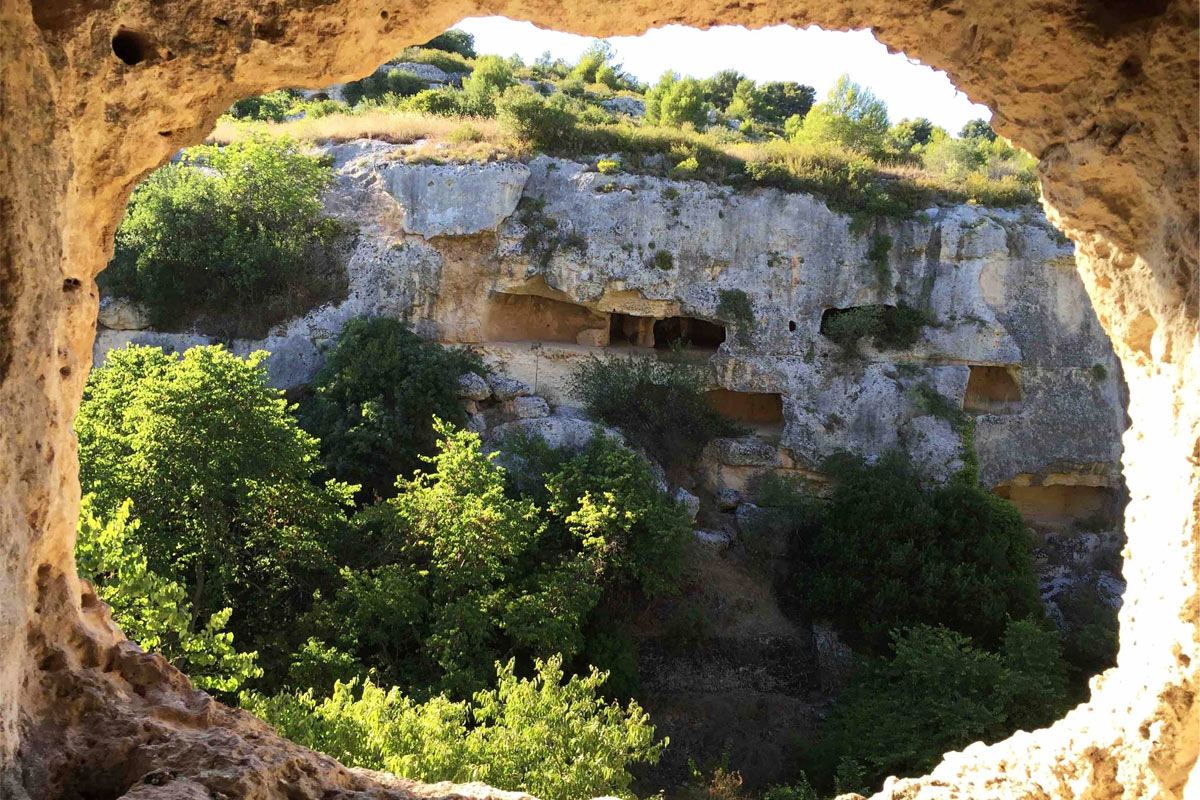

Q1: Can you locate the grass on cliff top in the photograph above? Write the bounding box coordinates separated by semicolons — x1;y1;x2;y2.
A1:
209;110;1037;219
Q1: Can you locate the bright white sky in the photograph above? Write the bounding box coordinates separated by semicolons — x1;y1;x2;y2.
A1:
453;17;991;134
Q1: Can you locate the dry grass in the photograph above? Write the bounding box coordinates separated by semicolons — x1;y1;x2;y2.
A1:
207;111;508;148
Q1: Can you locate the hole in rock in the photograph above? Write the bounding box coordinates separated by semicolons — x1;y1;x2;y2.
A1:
608;311;656;347
707;389;785;432
111;28;152;66
992;483;1121;532
653;317;726;350
963;365;1022;413
483;292;608;345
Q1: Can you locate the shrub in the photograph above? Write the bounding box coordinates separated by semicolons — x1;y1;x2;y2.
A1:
244;656;666;800
343;68;428;106
597;158;621;175
811;622;1069;791
569;355;743;468
422;29;476;59
796;451;1041;650
299;422;690;697
822;303;928;358
460;55;516;116
104;134;345;336
77;344;354;675
390;46;473;74
76;495;261;695
404;87;467;116
298;318;484;502
645;72;710;129
496;85;578;149
228;89;302;121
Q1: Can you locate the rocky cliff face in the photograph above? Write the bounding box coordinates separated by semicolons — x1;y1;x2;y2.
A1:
96;144;1128;527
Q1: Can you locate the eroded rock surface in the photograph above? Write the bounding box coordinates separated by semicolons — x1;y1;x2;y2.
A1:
1;0;1196;799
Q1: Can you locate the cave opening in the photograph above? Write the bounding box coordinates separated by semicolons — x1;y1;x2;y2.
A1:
653;316;727;350
963;365;1023;413
483;291;608;345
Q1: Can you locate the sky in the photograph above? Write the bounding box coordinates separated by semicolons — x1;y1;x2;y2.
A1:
453;18;991;134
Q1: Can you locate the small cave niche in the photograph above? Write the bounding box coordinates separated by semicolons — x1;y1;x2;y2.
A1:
707;389;785;432
483;292;608;345
609;312;656;348
653;316;726;351
992;483;1120;532
963;365;1023;413
111;28;154;66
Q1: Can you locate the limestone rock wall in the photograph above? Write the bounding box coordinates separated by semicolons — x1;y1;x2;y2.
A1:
96;148;1129;504
1;0;1196;798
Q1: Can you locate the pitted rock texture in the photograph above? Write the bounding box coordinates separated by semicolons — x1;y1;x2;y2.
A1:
1;1;1196;799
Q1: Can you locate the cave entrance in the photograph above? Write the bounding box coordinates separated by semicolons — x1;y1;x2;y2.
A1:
653;316;727;351
963;365;1023;413
608;311;656;348
992;483;1120;532
483;292;609;345
707;389;785;434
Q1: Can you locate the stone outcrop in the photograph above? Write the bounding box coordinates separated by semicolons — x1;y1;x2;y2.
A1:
0;1;1196;799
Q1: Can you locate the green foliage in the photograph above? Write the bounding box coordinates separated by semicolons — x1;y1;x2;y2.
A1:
717;289;755;347
570;41;629;89
422;29;476;59
960;118;997;142
726;79;767;123
1055;583;1120;681
77;344;354;675
228;89;302;121
919;130;1038;206
404;87;468;116
76;496;262;694
701;70;745;112
792;75;890;157
244;656;665;800
460;55;516;116
888;117;935;154
104;135;344;336
797;451;1041;650
812;622;1069;790
514;196;587;268
298;318;483;502
343;67;428;107
496;85;579;150
1091;363;1109;381
300;422;689;697
866;233;892;288
391;46;474;74
821;304;928;358
757;82;816;128
597;158;621;175
645;72;710;129
652;249;675;269
569;355;743;469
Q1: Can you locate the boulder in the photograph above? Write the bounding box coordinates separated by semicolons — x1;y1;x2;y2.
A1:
505;395;550;419
600;96;645;117
812;620;855;693
457;372;491;400
674;487;700;521
715;488;742;512
487;374;531;400
97;297;151;331
694;529;733;549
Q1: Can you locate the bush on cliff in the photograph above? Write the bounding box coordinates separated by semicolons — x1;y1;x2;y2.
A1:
104;135;346;337
243;656;666;800
298;318;484;503
569;355;744;469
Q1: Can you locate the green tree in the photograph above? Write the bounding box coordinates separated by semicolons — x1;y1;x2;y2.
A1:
791;74;890;155
725;79;766;122
460;55;516;115
960;117;997;141
298;318;484;502
76;344;354;671
645;72;710;129
227;89;301;121
422;29;476;58
701;69;745;111
889;117;935;152
792;451;1041;650
76;495;262;694
244;656;666;800
104;135;343;335
570;41;625;88
298;423;689;698
496;84;579;149
757;81;816;127
812;622;1069;791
